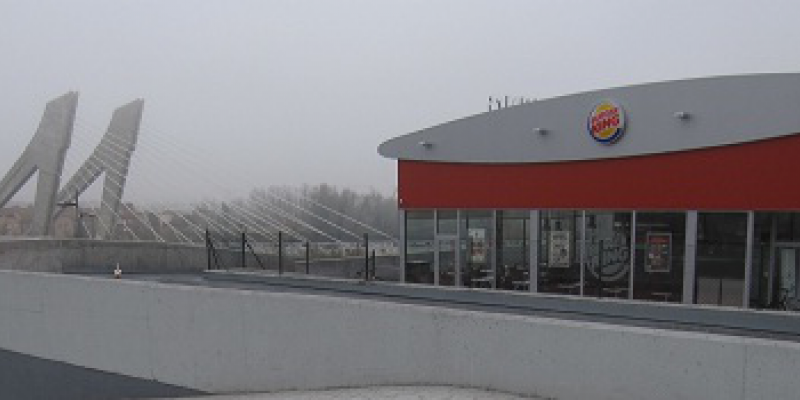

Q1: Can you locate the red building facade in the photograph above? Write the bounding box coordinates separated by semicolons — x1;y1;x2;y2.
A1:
380;74;800;310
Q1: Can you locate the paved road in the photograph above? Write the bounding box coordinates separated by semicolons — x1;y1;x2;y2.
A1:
102;271;800;343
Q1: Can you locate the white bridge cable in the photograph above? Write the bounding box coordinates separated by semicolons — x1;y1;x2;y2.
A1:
81;127;208;243
200;199;279;243
129;133;315;241
84;115;380;245
61;126;138;241
162;206;207;243
240;202;307;242
78;120;233;244
61;125;126;240
101;127;311;242
77;104;393;245
84;131;200;243
140;204;195;244
248;192;341;243
290;187;397;241
219;201;280;242
69;126;153;241
262;190;363;240
69;124;165;242
136;123;385;242
99;132;287;242
193;204;240;240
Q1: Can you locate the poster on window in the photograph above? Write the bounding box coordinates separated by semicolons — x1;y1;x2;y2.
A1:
548;231;571;268
468;228;486;263
645;232;671;273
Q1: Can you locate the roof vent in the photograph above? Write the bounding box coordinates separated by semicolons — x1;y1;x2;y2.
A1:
674;111;691;120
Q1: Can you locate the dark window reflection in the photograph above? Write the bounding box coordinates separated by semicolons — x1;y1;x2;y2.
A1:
696;212;747;306
538;211;582;295
584;211;632;298
405;210;434;284
633;212;686;303
497;211;529;291
461;211;494;288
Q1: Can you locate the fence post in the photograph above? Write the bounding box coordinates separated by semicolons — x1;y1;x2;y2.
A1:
241;231;246;269
598;239;604;298
371;249;376;280
305;241;310;275
205;229;211;271
278;231;283;275
364;233;369;282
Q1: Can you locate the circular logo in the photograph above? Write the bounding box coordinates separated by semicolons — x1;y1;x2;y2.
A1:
588;100;625;144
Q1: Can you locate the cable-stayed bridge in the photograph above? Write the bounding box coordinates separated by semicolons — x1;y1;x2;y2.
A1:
1;94;800;400
0;93;399;272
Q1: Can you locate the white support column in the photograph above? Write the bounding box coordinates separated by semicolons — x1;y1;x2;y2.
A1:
455;209;462;288
629;211;637;299
433;209;440;286
399;209;406;283
580;210;586;297
767;214;778;304
743;211;755;308
491;210;498;289
683;211;699;304
529;210;539;293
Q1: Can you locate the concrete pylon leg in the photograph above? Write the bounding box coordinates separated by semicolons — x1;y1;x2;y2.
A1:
0;92;78;236
56;99;144;239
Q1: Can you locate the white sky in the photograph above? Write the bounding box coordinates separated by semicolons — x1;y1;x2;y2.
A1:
2;0;800;204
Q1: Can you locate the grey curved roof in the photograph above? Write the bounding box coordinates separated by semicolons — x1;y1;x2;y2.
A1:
378;73;800;163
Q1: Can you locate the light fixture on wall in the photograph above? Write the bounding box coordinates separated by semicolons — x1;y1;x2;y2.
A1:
674;111;691;120
533;127;547;135
418;141;433;149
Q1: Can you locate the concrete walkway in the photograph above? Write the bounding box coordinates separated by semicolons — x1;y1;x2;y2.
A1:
168;386;540;399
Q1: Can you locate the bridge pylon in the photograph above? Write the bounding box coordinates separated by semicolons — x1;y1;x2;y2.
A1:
55;99;144;239
0;92;78;236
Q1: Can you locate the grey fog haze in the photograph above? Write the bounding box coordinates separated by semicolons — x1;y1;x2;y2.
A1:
2;0;800;204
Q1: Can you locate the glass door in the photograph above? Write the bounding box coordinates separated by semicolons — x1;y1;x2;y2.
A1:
435;235;457;286
776;247;799;306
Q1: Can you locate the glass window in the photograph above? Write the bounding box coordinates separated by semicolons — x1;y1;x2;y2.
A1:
461;210;494;288
436;211;458;286
584;211;632;298
776;212;800;242
633;212;685;303
497;211;529;291
696;212;747;307
752;212;773;308
538;210;582;295
437;210;457;235
752;212;800;309
405;210;434;284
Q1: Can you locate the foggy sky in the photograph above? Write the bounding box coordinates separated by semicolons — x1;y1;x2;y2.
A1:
2;0;800;204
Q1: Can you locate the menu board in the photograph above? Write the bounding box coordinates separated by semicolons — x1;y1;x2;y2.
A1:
548;231;571;268
468;228;486;263
645;232;671;273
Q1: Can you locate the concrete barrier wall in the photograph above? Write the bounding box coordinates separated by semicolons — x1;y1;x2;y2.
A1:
0;239;400;279
0;239;210;273
0;270;798;400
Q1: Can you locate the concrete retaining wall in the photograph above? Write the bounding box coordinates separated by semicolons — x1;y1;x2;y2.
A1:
0;270;798;399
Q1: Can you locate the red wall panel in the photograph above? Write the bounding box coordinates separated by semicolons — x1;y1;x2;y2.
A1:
398;134;800;210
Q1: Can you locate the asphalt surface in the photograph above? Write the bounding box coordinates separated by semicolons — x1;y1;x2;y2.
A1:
102;272;800;343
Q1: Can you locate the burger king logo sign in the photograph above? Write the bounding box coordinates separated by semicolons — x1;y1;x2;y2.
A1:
588;100;626;144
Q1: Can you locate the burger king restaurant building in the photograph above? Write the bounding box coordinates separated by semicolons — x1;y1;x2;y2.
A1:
378;73;800;310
